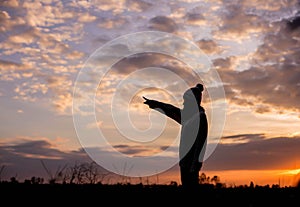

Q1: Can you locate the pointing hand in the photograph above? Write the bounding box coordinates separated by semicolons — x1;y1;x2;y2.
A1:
143;96;157;109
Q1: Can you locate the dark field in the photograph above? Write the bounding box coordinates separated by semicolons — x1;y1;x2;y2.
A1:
1;183;299;206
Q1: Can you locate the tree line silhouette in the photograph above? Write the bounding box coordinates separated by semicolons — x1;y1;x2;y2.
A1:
1;160;299;189
1;161;299;207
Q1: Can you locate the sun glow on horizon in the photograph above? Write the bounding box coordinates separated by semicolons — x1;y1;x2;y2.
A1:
279;168;300;176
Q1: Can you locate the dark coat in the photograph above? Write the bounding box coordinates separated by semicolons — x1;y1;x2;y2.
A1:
146;100;208;169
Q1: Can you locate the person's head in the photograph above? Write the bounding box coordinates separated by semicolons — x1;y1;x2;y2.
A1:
183;83;204;109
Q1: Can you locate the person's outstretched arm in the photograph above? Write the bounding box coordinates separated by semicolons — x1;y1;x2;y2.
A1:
143;96;181;124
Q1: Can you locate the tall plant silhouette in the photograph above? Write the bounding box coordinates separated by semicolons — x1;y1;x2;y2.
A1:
0;165;5;182
64;161;111;184
40;160;67;184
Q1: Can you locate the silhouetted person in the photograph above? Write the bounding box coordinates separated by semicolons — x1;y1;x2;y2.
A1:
143;83;208;190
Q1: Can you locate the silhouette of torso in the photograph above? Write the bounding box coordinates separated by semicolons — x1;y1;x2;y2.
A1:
149;101;208;166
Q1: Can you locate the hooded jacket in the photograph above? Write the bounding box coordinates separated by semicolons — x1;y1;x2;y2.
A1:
146;100;208;168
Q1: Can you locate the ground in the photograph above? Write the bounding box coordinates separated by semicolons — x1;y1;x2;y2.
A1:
1;183;299;206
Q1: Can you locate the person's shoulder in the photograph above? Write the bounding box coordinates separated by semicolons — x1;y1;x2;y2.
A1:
199;106;205;112
198;107;207;117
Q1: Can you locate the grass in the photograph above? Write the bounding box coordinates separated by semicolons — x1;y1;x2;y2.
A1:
1;182;299;206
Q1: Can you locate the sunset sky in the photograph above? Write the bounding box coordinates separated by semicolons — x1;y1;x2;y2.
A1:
1;0;300;186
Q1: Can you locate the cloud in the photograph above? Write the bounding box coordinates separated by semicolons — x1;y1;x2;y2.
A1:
90;52;200;111
287;13;300;30
45;75;73;113
242;0;298;12
8;140;63;159
113;143;178;157
88;51;208;120
213;57;232;70
111;53;197;81
0;139;97;181
98;17;128;29
0;59;31;71
217;13;300;113
8;27;40;44
205;134;300;170
1;0;300;159
197;39;223;55
0;138;178;182
0;1;88;114
0;0;19;7
93;0;126;14
220;66;300;113
221;133;265;144
10;73;74;113
202;0;298;75
0;10;10;19
77;12;97;23
126;0;153;12
113;144;153;156
185;12;206;25
1;134;300;181
2;0;297;116
148;16;178;33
